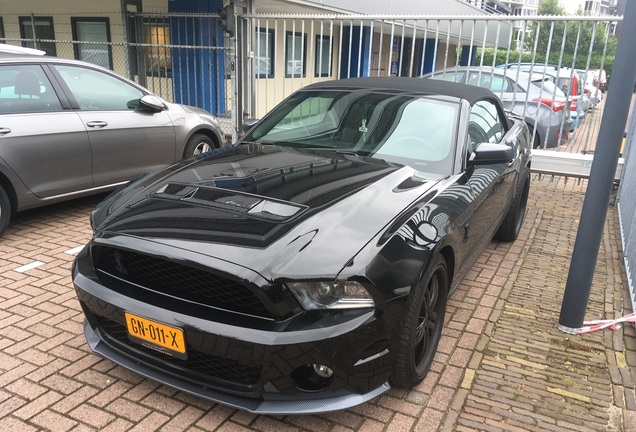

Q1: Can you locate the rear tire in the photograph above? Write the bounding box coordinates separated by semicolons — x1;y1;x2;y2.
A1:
527;125;541;149
183;133;216;158
0;185;12;237
391;255;448;388
495;167;530;242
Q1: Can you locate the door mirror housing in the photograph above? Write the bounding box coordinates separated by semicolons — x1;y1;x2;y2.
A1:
469;143;515;165
242;118;260;133
138;94;166;113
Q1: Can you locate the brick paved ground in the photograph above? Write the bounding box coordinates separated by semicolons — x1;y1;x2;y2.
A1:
2;104;635;431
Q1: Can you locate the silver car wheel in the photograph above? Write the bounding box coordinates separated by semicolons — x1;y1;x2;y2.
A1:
193;142;212;155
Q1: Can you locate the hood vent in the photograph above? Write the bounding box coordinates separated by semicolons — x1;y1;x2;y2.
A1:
153;183;307;222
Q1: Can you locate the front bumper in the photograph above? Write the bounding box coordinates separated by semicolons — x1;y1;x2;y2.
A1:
84;321;389;414
73;246;396;414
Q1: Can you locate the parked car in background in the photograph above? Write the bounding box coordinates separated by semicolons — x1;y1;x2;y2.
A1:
502;64;587;130
0;51;225;236
423;66;569;148
589;68;608;92
73;77;531;414
576;68;603;108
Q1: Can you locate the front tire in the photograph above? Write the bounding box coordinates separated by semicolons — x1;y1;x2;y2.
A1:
0;185;12;237
391;255;448;388
183;133;216;158
495;167;530;242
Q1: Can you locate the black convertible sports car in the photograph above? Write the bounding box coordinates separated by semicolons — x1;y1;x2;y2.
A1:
73;77;531;414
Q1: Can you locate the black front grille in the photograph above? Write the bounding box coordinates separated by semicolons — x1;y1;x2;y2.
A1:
96;316;262;386
93;246;271;318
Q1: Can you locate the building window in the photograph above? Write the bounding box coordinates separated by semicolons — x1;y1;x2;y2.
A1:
71;18;112;69
255;28;274;78
0;17;5;40
285;31;306;78
314;35;332;77
143;19;171;77
19;16;57;56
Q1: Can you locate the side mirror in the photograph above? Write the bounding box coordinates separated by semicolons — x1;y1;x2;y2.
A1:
138;94;165;113
469;143;514;165
242;118;260;133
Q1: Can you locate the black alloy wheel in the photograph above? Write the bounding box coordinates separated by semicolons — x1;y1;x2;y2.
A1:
391;254;448;388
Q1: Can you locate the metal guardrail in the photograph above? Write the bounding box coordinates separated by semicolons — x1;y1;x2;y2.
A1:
531;149;624;181
617;97;636;313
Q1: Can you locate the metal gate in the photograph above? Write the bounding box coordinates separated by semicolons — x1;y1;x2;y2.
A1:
127;12;235;141
618;98;636;313
237;13;621;157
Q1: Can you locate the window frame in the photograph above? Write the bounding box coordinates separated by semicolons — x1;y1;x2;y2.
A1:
142;18;172;78
255;28;275;79
469;99;507;147
19;16;57;56
285;31;307;78
314;34;332;78
71;17;113;70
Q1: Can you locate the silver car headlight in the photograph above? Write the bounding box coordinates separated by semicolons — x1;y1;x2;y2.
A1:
286;281;375;310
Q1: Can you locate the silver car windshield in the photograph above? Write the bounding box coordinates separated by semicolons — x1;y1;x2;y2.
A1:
246;90;459;175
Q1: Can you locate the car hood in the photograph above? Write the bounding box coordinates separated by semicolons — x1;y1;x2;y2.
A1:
93;144;441;280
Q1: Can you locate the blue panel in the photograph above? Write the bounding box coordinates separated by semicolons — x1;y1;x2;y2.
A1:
340;26;371;78
460;45;477;66
421;39;437;74
168;0;226;116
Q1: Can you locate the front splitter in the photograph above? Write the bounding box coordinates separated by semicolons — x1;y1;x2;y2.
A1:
84;320;390;414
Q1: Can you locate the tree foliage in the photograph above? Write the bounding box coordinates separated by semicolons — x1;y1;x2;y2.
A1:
521;0;617;73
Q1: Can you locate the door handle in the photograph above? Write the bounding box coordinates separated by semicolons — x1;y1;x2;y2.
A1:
86;121;108;128
0;127;11;136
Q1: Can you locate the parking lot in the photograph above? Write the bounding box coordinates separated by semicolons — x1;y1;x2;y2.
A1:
2;103;636;430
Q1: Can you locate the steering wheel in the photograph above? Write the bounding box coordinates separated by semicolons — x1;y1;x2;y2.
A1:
388;135;439;159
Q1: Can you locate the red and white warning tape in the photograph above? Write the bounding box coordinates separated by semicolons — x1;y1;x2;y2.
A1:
575;311;636;334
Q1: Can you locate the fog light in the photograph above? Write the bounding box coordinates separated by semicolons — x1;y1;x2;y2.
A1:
312;364;334;378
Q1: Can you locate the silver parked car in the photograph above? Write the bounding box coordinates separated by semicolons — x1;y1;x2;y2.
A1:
423;66;571;149
0;52;225;236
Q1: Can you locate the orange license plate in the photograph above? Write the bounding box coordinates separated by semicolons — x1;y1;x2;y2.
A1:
125;312;187;359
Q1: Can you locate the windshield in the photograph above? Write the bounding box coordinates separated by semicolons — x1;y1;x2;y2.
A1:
245;90;459;175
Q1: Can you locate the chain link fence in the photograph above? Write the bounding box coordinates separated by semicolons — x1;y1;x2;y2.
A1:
1;12;235;141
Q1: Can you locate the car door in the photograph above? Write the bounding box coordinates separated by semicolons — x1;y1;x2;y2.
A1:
49;64;177;187
0;63;93;198
464;100;517;252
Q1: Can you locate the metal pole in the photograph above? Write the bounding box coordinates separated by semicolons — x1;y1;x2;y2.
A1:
558;1;636;333
30;14;38;50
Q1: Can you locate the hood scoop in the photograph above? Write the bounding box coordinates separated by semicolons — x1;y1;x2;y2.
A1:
153;183;307;221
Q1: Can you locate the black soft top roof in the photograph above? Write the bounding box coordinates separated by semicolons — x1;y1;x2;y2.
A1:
303;77;497;105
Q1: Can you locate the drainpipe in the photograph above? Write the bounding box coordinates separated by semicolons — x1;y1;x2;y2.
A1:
30;14;38;50
558;0;636;333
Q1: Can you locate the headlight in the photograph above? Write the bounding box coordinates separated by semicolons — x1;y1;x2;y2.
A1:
286;281;375;310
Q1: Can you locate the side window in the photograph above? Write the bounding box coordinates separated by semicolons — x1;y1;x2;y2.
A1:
19;16;57;56
255;28;275;78
71;17;112;70
429;71;465;83
0;64;62;114
52;65;143;110
467;72;510;93
467;100;505;150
